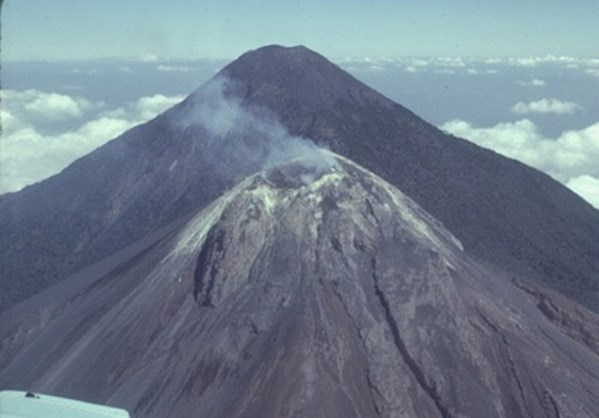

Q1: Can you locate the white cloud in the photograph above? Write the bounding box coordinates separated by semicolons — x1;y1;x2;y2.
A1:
337;56;386;65
410;58;430;67
511;98;580;115
505;55;583;68
156;65;195;73
567;176;599;208
434;69;455;75
475;55;599;69
515;78;546;87
0;90;185;194
466;68;479;75
24;93;85;119
338;55;597;74
2;89;97;122
1;109;23;135
485;58;503;65
440;119;599;207
510;57;540;67
400;57;468;71
133;94;185;120
585;68;599;77
1;118;131;194
134;53;160;62
118;65;134;73
435;57;466;68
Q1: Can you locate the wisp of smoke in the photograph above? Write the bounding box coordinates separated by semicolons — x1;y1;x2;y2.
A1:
173;76;337;183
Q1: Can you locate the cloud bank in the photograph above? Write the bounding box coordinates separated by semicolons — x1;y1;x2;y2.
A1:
586;68;599;78
337;55;599;79
441;119;599;208
1;90;184;194
567;176;599;208
2;89;98;122
514;78;546;87
511;98;581;115
157;65;195;73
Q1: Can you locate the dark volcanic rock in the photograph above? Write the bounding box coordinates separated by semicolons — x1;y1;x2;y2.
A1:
2;156;598;417
221;45;599;310
1;44;598;313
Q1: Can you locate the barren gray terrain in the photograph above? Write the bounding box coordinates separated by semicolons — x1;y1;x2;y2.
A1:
2;157;598;417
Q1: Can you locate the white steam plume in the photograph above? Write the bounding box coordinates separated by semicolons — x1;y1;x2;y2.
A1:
173;76;337;179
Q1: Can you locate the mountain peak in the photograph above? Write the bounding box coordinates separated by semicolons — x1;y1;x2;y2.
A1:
225;44;325;70
219;44;384;111
243;44;314;57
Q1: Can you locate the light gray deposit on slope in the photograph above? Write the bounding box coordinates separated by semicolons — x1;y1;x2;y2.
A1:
1;156;598;418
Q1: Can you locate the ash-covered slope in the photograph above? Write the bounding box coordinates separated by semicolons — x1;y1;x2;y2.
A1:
0;74;318;309
2;156;598;418
1;45;598;312
221;45;599;309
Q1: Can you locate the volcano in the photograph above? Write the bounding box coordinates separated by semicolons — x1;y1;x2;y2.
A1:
1;45;599;417
1;46;598;312
2;155;598;417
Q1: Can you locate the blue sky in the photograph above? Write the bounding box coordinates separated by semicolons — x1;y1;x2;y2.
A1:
4;0;599;60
